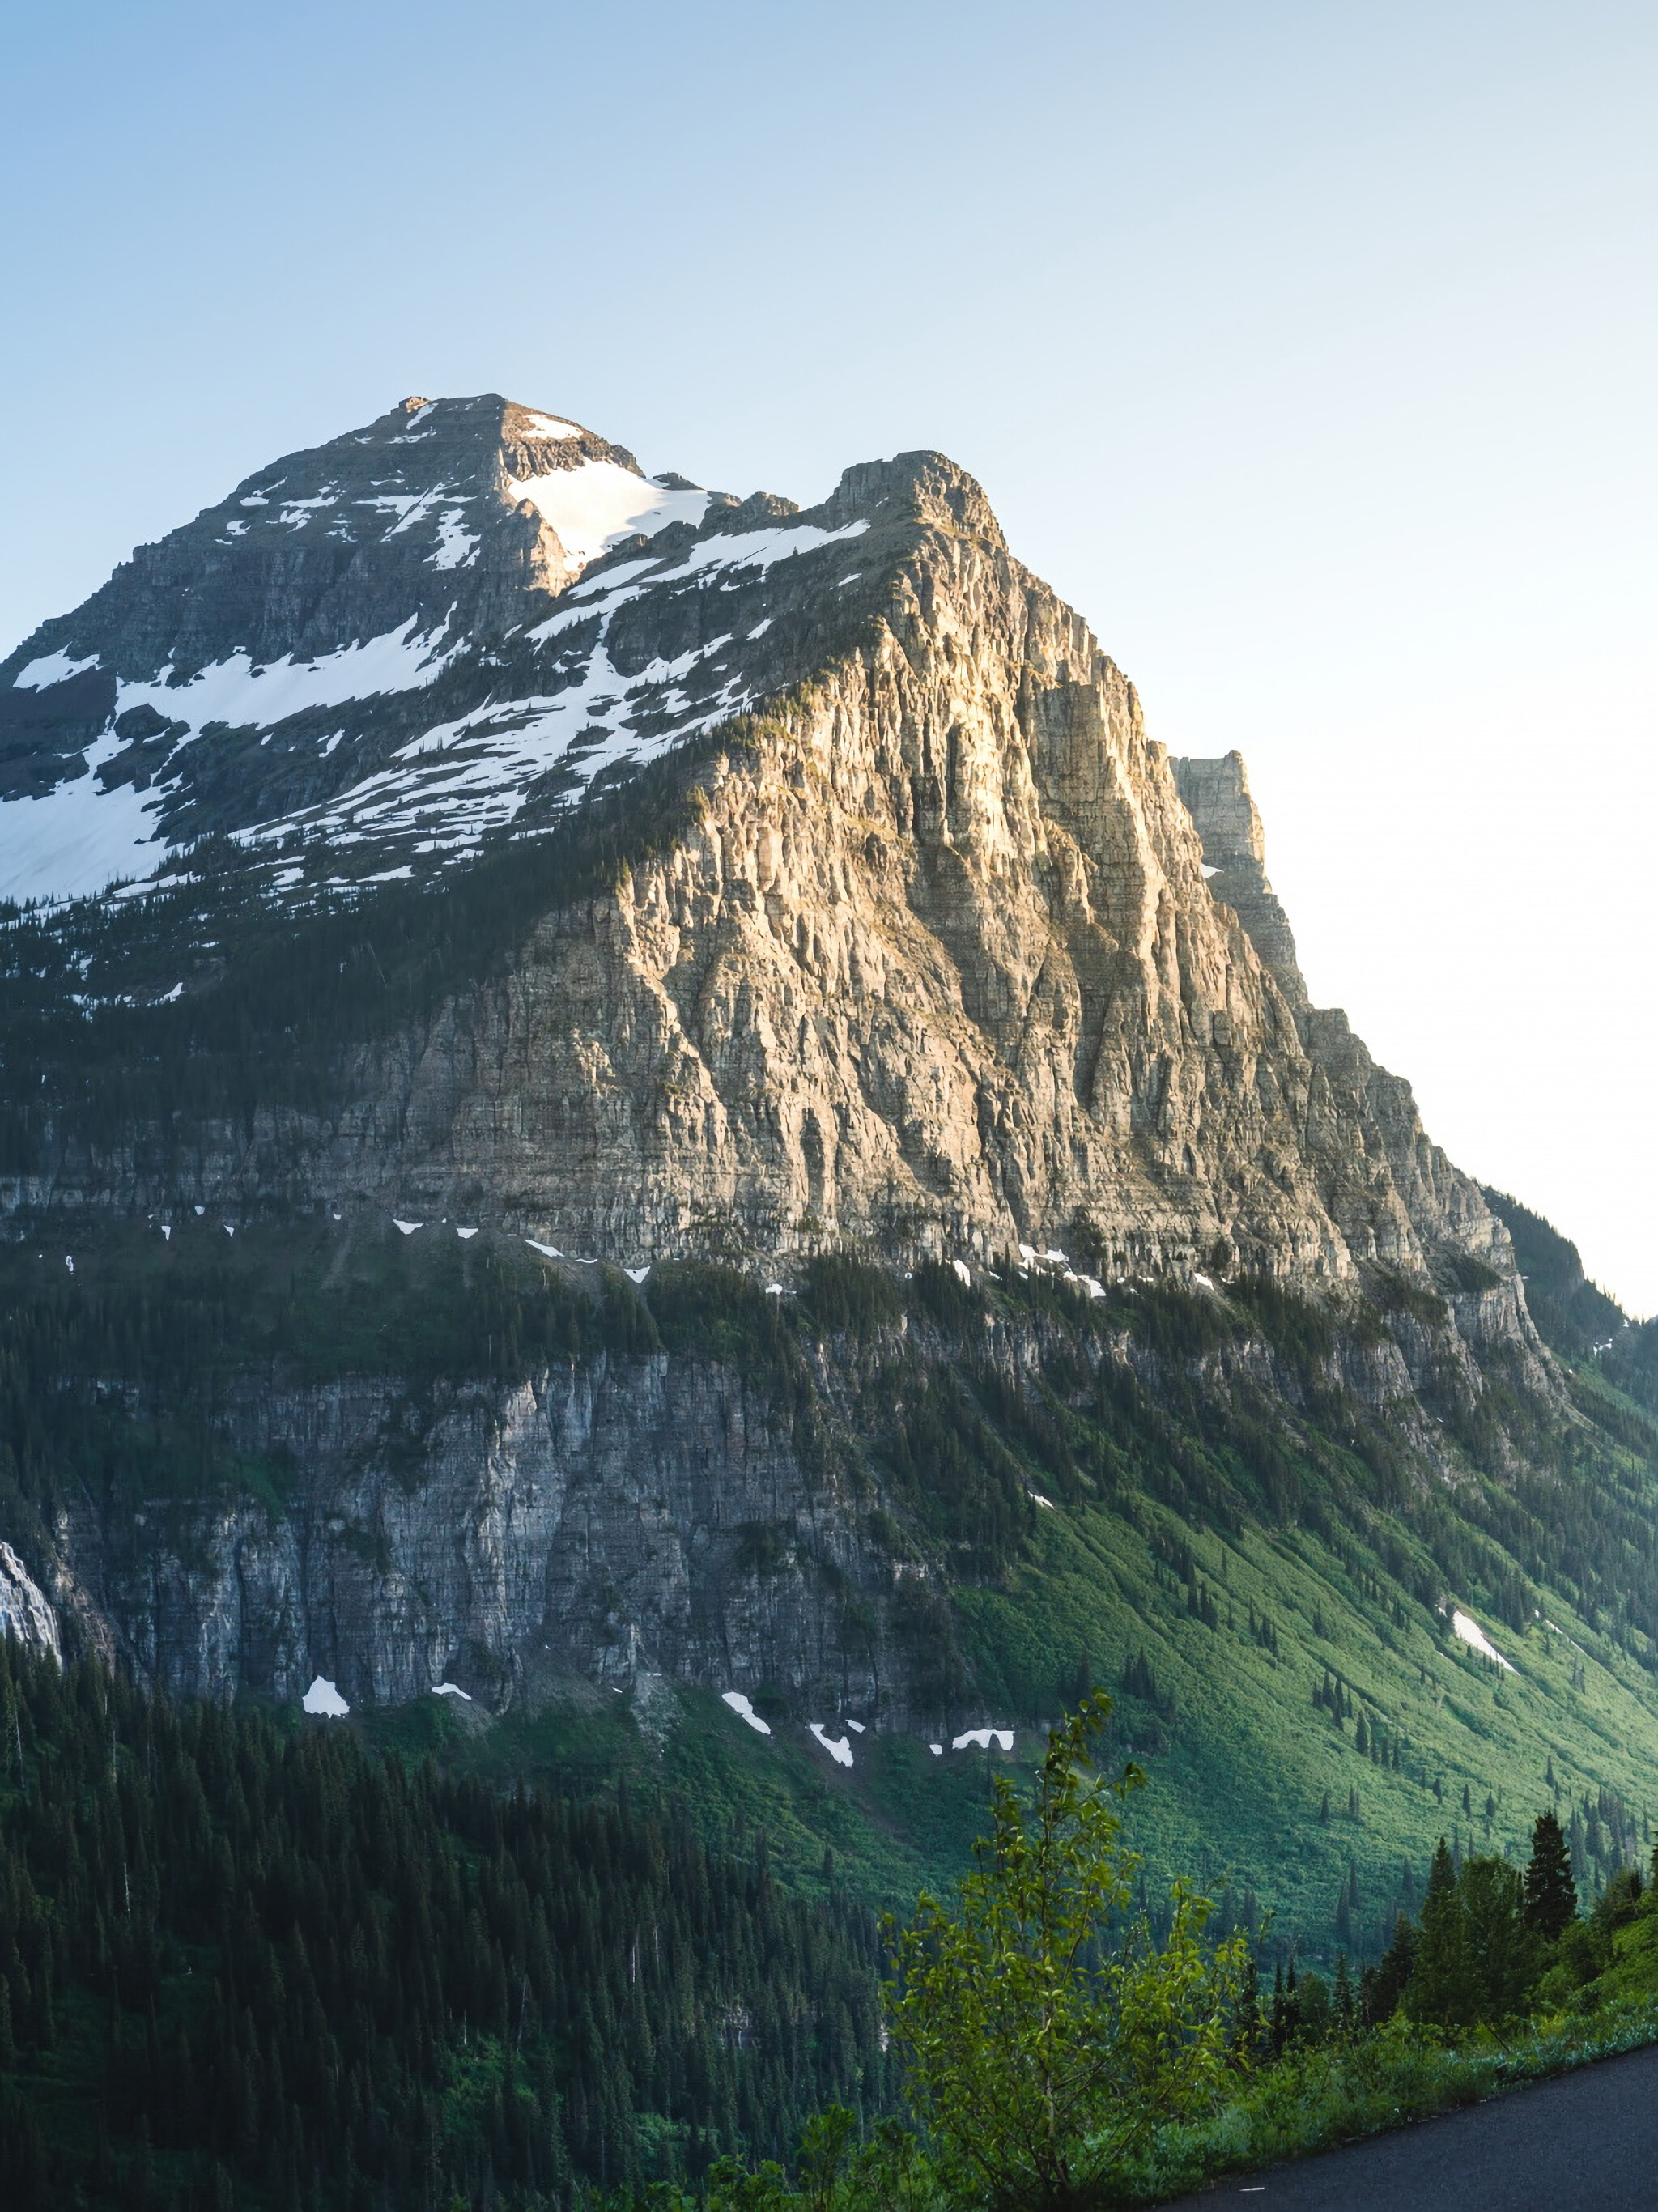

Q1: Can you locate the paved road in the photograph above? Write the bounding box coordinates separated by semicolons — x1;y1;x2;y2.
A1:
1155;2042;1658;2210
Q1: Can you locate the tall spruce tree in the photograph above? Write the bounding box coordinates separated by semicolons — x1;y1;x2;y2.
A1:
1524;1810;1578;1941
1405;1838;1470;2027
1457;1857;1540;2022
1363;1912;1419;2026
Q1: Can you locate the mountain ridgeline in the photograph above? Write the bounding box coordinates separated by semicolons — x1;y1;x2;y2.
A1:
0;393;1654;1950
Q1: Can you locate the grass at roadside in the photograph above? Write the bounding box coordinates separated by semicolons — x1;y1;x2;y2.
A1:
1117;2001;1658;2204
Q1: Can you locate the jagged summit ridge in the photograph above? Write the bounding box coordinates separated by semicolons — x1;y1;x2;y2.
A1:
0;393;891;907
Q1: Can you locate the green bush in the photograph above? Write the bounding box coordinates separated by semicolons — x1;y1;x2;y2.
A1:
885;1695;1248;2209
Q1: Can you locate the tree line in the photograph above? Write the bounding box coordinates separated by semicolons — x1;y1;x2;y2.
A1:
0;1637;890;2211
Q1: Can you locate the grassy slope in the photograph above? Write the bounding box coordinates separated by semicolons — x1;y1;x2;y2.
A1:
358;1468;1658;1963
967;1492;1658;1955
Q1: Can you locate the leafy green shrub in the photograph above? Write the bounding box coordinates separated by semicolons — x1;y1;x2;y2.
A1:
885;1695;1248;2209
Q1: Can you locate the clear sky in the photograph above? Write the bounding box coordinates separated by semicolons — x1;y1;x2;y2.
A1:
3;0;1654;1312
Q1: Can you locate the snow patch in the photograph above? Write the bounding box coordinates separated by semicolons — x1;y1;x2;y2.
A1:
951;1258;971;1285
623;1264;651;1283
506;458;710;576
810;1723;854;1768
428;509;479;570
393;1219;423;1235
566;556;661;601
117;615;461;733
277;491;341;528
665;518;869;585
456;1225;479;1239
1029;1493;1055;1510
303;1676;349;1716
721;1691;772;1736
1452;1609;1515;1672
432;1682;473;1701
525;1239;563;1259
952;1728;1014;1752
15;649;100;689
0;730;168;905
518;411;582;440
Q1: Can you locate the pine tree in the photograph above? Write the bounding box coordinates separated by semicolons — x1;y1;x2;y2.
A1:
1405;1839;1469;2027
1524;1810;1578;1941
1458;1856;1540;2022
1363;1912;1418;2026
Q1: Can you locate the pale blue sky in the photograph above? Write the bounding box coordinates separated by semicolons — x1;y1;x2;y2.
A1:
3;0;1655;1308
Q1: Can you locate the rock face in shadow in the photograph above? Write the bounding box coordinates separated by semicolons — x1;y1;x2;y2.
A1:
63;1357;895;1716
43;1275;1491;1724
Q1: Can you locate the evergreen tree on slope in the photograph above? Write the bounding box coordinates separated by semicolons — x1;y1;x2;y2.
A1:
1524;1810;1578;1942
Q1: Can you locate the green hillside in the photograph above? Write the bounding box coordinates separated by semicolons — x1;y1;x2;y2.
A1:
3;1209;1656;1964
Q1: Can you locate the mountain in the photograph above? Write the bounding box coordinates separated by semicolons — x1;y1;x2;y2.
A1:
0;397;1538;1297
0;392;857;904
1;395;1656;1950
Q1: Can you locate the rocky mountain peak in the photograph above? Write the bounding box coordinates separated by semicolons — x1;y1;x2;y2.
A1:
0;393;1537;1343
0;405;1035;915
821;450;1008;548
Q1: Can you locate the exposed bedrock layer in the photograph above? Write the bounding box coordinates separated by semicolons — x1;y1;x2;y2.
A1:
45;1299;1468;1721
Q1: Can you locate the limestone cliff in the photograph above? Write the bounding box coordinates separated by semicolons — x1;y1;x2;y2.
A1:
0;397;1585;1733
